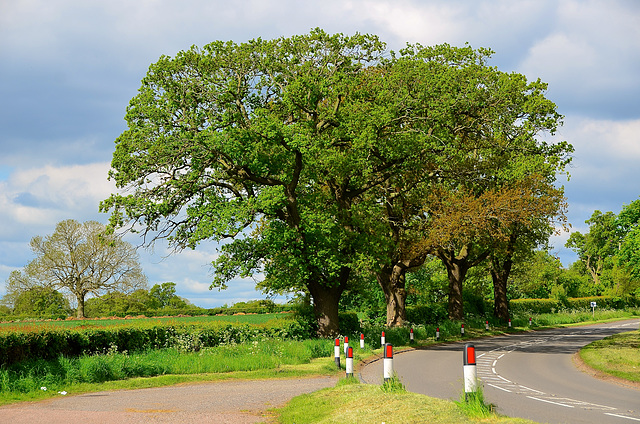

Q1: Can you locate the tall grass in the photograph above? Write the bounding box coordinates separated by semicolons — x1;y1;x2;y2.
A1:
0;338;332;398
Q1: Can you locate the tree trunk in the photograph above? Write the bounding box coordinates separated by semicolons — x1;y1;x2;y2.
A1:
445;260;467;321
491;266;510;321
376;264;407;327
75;292;86;318
436;246;488;321
307;276;347;338
491;232;517;322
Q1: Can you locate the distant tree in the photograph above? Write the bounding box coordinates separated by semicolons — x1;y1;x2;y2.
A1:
12;287;70;317
616;199;640;284
9;220;148;318
149;282;187;309
566;211;620;286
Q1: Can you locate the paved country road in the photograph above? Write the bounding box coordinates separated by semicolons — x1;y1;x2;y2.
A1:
360;319;640;424
0;376;338;424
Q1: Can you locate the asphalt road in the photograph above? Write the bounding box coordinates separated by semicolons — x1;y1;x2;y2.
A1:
0;376;338;424
360;319;640;424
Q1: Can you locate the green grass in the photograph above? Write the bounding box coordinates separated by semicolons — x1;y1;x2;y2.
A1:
0;338;340;405
579;330;640;382
0;313;291;332
276;380;535;423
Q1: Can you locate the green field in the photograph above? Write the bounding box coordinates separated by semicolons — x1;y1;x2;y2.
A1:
0;312;291;332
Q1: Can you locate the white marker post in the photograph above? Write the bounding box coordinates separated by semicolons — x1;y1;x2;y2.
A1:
461;323;465;336
360;333;365;349
529;317;532;326
381;331;386;347
463;343;477;399
485;320;489;331
383;343;393;382
334;338;341;368
410;328;414;344
508;318;511;328
346;346;354;377
344;336;349;355
436;327;440;341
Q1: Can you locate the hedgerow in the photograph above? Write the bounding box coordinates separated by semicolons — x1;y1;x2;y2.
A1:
0;316;312;367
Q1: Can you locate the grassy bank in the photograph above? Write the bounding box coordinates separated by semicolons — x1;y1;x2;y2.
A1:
579;330;640;383
277;378;536;424
0;338;344;405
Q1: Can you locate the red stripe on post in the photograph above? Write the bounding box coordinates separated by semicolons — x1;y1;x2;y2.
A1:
464;343;476;365
335;338;340;346
347;346;353;358
384;343;393;359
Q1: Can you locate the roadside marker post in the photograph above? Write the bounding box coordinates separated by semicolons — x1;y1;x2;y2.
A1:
346;347;354;377
461;323;465;336
383;343;393;382
381;331;386;347
360;333;365;349
508;318;511;328
334;338;341;368
436;327;440;341
591;301;597;318
344;336;349;355
485;320;489;331
529;317;532;326
410;328;414;344
463;343;478;398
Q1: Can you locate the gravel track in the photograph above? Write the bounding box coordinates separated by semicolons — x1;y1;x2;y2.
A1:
0;376;338;424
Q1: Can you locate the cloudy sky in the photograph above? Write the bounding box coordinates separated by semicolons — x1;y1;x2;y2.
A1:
1;0;639;308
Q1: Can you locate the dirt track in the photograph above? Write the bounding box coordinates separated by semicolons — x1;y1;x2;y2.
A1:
0;376;338;424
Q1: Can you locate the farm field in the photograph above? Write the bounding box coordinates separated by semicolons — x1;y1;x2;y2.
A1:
0;312;292;332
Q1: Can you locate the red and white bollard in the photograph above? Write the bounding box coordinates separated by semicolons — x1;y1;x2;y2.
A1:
360;333;365;349
529;317;532;326
436;327;440;341
410;328;414;344
383;343;393;382
508;318;512;328
334;338;341;368
381;331;386;346
344;336;349;355
485;320;489;331
346;346;354;377
463;343;477;397
461;323;465;336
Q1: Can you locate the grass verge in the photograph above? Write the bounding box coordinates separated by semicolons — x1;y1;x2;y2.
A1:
0;339;345;405
276;379;536;424
579;330;640;383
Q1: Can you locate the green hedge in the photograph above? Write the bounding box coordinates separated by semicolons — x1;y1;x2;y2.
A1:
0;317;311;367
509;296;640;316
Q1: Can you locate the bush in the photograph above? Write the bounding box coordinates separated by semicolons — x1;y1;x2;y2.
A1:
0;316;313;366
406;304;447;325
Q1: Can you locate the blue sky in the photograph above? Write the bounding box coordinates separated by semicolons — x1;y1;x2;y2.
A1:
1;0;639;308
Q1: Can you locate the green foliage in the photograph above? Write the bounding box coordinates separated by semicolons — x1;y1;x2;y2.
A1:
0;315;314;366
12;287;70;318
0;339;334;395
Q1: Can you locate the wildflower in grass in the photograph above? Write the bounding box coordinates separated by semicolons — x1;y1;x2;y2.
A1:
40;387;47;391
58;391;67;395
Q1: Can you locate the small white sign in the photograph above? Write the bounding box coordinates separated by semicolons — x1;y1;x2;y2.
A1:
590;302;597;308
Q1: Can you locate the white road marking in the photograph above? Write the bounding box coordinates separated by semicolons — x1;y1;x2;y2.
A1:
487;383;511;393
527;396;574;408
605;413;640;422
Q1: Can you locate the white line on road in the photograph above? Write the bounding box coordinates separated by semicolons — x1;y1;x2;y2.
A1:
605;413;640;422
527;396;574;408
519;385;545;394
487;383;511;393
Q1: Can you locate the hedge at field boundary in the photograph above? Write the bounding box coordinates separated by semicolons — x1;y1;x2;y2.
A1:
509;296;640;315
0;317;312;367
